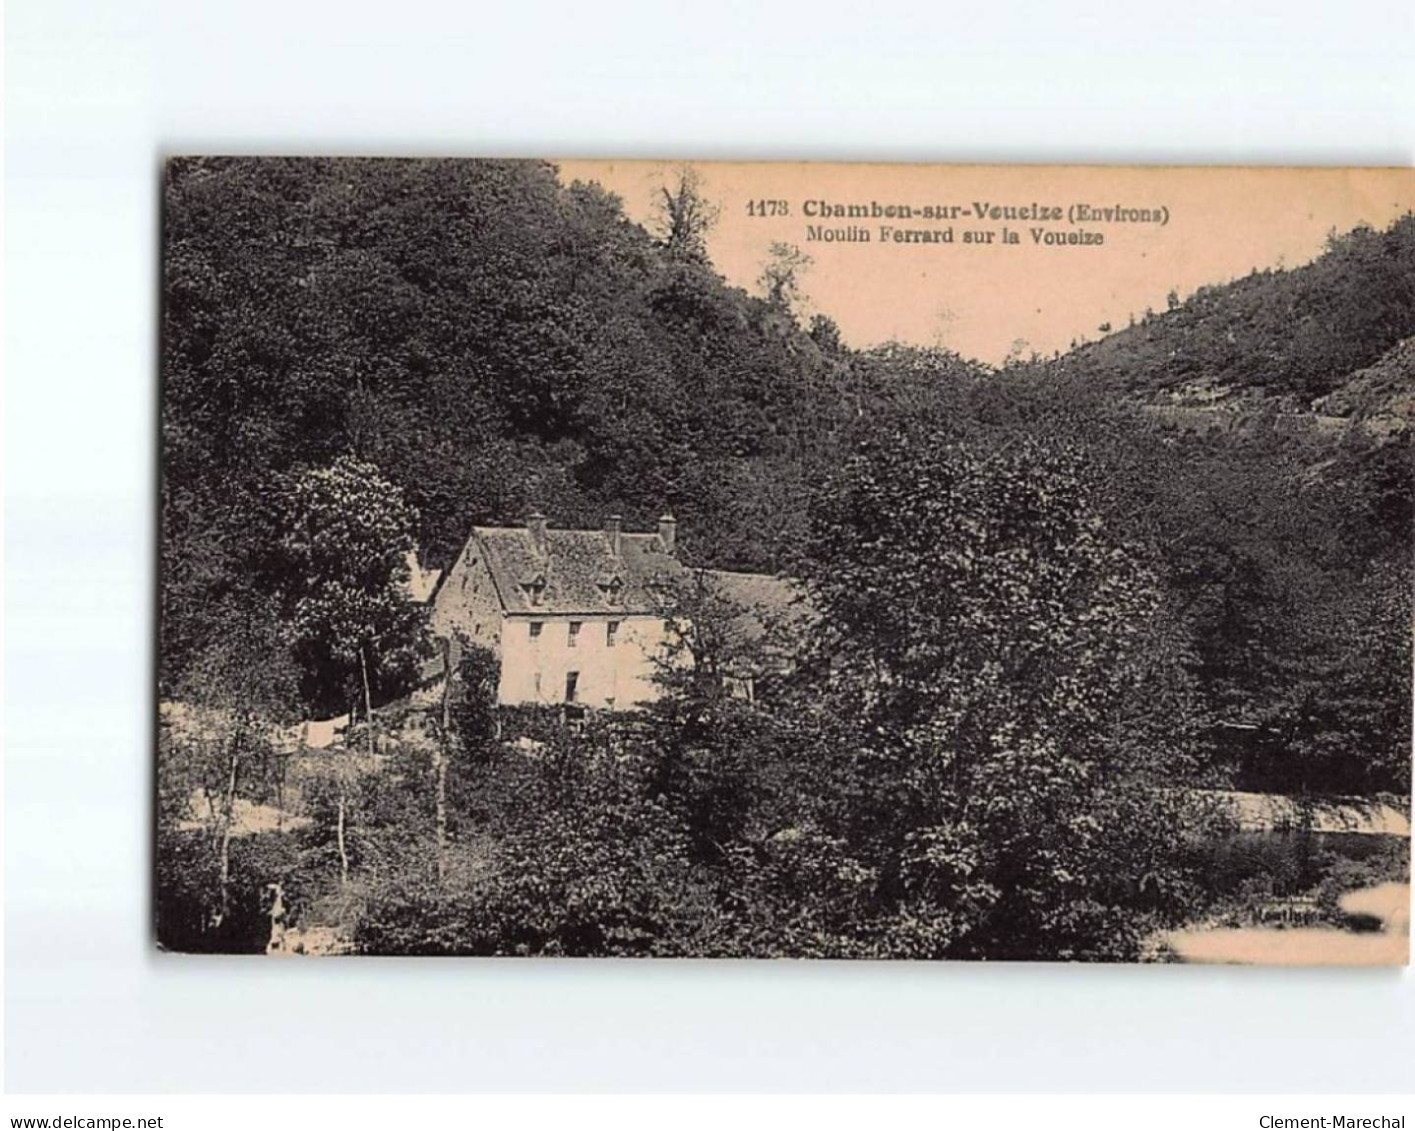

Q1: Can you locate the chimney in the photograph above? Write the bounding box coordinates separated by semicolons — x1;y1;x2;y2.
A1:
526;511;547;554
657;513;677;556
605;513;623;558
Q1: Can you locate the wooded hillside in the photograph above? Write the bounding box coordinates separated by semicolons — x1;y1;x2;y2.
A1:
1043;216;1415;409
161;159;1413;799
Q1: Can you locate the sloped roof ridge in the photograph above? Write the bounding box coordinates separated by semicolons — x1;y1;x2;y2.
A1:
468;521;683;616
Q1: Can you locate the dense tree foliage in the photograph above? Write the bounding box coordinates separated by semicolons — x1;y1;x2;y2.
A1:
277;455;427;717
1048;217;1415;403
779;436;1209;958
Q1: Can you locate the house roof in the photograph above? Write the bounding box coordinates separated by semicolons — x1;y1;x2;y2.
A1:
471;525;685;616
701;569;815;643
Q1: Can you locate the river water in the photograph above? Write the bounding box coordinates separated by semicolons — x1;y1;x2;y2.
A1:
1161;882;1409;965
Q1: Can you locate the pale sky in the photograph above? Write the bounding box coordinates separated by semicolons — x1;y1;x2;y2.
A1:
558;161;1415;366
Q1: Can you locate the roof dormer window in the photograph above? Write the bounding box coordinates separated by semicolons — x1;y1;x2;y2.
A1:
521;572;547;607
598;574;625;606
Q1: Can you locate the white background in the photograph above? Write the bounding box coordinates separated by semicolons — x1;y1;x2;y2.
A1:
5;0;1415;1095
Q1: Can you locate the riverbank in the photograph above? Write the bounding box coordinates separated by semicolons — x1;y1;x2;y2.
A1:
1161;881;1409;965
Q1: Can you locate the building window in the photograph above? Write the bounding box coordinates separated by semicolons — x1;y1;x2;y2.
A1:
568;621;581;647
529;621;542;641
564;671;579;704
533;671;542;699
606;621;620;647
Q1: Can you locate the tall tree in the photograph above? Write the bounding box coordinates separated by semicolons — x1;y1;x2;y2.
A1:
652;167;720;263
757;241;812;317
795;433;1204;959
278;454;428;723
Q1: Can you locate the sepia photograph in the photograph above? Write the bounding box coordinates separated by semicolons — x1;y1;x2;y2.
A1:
157;158;1413;964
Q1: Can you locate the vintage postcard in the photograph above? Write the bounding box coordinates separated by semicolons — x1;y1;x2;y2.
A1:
158;159;1413;962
